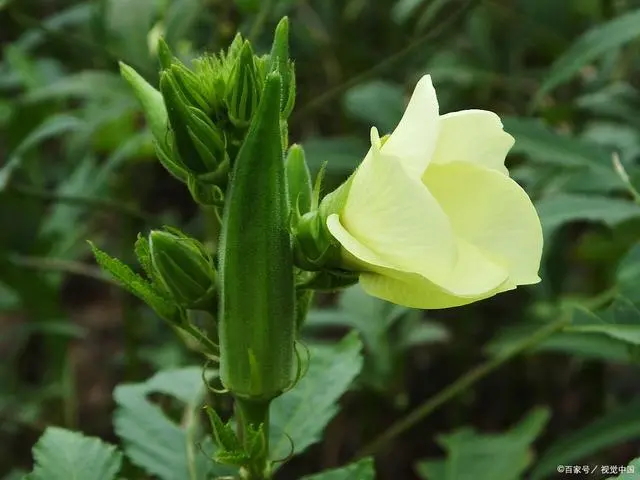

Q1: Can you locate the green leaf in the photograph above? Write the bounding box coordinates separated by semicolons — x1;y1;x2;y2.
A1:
606;458;640;479
416;460;446;480
504;117;613;171
535;9;640;103
301;457;376;479
560;243;640;349
486;321;631;363
617;242;640;302
23;71;129;103
164;0;202;48
343;80;405;133
531;400;640;479
114;367;234;480
270;332;364;460
25;427;122;480
0;114;85;191
89;241;178;321
119;62;168;149
103;0;159;69
15;4;94;51
392;0;428;24
305;285;447;393
535;194;640;238
416;408;549;480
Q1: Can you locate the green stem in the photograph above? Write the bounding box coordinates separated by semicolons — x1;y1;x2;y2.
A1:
356;315;570;458
236;397;271;480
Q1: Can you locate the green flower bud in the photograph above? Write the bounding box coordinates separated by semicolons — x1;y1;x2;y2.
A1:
157;37;173;70
218;71;295;400
224;41;262;128
225;33;245;64
161;70;228;178
170;63;210;113
285;144;312;218
149;229;217;310
292;174;354;271
267;17;295;118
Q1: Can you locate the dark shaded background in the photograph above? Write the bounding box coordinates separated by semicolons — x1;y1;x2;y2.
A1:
3;0;640;479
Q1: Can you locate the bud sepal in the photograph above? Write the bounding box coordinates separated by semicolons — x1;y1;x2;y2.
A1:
149;228;217;310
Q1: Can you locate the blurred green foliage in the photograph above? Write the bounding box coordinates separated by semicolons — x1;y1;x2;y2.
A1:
4;0;640;478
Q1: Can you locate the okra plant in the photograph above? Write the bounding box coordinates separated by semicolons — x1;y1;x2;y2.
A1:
86;15;544;480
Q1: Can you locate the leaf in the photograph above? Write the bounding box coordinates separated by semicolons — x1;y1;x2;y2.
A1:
392;0;427;23
103;0;159;70
616;242;640;302
16;4;94;51
22;71;128;103
416;408;549;480
25;426;122;480
305;285;447;393
486;321;632;363
576;83;640;126
530;400;640;479
343;80;405;133
0;115;85;191
89;241;178;321
270;332;364;460
560;242;640;351
535;194;640;237
535;9;640;102
607;458;640;479
114;367;233;480
416;460;446;480
301;457;376;479
164;0;203;48
504;117;613;172
119;62;168;148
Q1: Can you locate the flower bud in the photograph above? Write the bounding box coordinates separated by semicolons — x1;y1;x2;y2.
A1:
292;174;354;271
160;70;228;178
285;144;312;218
224;41;262;128
267;17;295;118
149;229;217;310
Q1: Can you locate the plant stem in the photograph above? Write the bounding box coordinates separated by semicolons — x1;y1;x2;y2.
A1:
236;397;272;480
356;315;570;458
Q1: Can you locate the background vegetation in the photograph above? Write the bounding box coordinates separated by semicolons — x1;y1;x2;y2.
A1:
3;0;640;478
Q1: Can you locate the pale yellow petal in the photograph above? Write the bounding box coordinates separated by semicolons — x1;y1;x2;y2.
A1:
360;269;514;310
327;214;509;304
423;162;543;285
431;110;514;175
339;136;456;280
381;75;440;178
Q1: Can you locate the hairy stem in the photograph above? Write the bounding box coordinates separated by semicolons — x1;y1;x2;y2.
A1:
236;397;271;479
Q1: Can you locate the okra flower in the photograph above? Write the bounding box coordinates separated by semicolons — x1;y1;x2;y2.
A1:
323;75;543;309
